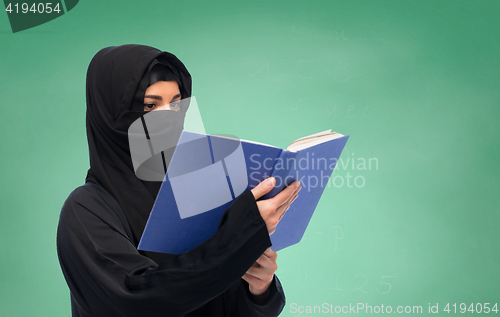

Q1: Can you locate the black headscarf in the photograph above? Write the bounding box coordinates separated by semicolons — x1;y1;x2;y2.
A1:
84;44;192;264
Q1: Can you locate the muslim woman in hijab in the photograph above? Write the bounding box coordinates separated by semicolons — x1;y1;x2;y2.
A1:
56;44;301;317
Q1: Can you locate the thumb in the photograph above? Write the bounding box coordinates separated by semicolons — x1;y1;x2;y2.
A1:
251;177;276;200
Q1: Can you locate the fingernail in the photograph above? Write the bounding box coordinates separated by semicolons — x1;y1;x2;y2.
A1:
296;181;300;188
266;177;275;186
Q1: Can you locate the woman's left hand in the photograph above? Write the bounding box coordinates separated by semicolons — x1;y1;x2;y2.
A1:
242;248;278;297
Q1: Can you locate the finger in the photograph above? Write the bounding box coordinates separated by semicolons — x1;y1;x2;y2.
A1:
241;273;255;284
266;199;292;233
277;185;301;209
276;184;301;208
279;186;300;210
246;266;265;279
263;248;276;258
256;250;277;265
242;272;273;296
271;181;300;208
278;205;289;220
283;190;299;211
271;189;298;222
246;265;276;280
290;190;299;203
241;273;250;283
242;272;271;290
242;272;264;284
255;254;273;268
274;190;298;219
262;249;278;265
251;177;276;200
249;261;260;269
273;191;298;229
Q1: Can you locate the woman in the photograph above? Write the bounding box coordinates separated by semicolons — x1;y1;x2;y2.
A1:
56;44;301;317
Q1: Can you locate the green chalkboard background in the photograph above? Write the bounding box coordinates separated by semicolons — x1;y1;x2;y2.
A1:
1;0;498;316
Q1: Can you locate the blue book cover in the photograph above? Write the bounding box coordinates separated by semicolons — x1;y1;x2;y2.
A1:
138;130;349;254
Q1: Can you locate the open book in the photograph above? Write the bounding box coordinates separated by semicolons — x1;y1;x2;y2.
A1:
138;130;349;254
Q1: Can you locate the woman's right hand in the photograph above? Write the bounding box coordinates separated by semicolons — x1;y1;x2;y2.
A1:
250;177;301;234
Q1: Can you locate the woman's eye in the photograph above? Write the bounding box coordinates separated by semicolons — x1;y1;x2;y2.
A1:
144;103;156;110
170;101;181;111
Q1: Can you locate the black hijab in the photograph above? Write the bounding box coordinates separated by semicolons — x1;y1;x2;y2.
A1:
85;44;192;264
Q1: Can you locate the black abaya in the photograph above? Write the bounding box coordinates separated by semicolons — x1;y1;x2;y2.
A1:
56;44;286;316
57;182;285;316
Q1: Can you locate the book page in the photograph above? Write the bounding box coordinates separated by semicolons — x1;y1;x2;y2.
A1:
291;129;332;143
232;129;342;151
286;131;344;152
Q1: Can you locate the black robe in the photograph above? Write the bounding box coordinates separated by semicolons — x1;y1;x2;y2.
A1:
57;181;286;316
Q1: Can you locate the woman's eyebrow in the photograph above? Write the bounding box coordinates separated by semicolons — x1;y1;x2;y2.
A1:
170;94;181;102
144;94;181;102
144;95;162;101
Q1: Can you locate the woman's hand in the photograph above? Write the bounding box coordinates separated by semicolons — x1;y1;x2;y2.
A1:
251;177;301;235
242;248;278;298
244;178;299;300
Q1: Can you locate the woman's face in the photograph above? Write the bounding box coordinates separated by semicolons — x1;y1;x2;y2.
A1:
143;80;182;112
